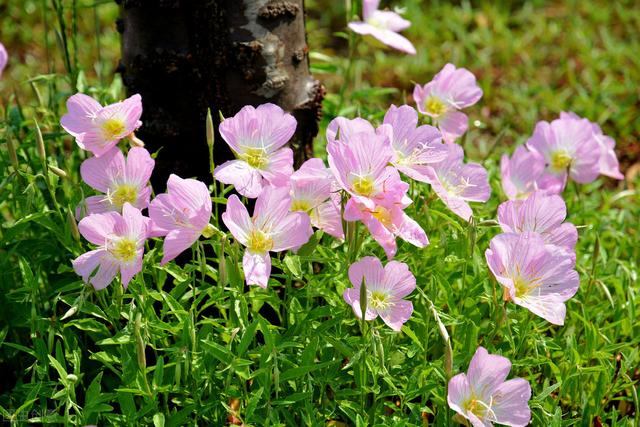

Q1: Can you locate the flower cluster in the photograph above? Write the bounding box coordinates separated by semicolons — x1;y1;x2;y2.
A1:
61;47;623;423
500;111;623;199
214;99;489;287
486;108;623;328
64;93;214;289
486;187;581;326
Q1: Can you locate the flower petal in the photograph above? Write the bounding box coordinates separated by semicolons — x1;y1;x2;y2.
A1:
378;299;413;331
243;250;272;288
214;160;264;198
80;147;125;192
438;111;469;142
160;229;201;265
221;195;253;246
125;147;155;187
78;211;121;245
72;249;105;283
491;378;532;427
467;346;512;399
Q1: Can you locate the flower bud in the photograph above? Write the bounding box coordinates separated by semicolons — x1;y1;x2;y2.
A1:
206;108;214;148
202;223;219;239
359;276;367;321
134;312;146;371
49;165;67;178
6;134;19;170
34;120;46;163
67;209;81;242
219;238;228;286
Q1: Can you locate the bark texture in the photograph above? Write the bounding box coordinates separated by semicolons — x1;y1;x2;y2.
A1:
116;0;324;188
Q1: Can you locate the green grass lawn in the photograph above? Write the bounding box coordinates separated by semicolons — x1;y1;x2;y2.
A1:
0;0;638;425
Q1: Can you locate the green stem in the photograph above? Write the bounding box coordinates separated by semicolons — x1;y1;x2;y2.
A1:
360;311;367;415
516;311;530;357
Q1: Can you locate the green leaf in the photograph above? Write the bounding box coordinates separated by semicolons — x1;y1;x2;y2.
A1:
283;254;302;279
153;412;166;427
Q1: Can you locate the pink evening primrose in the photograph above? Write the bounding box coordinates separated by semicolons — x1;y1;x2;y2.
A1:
290;158;344;239
79;147;154;216
448;346;531;427
344;177;428;259
424;143;490;221
0;43;8;78
376;104;448;182
214;103;296;198
148;174;213;265
347;0;416;55
560;112;624;180
222;186;312;288
326;117;402;210
343;256;415;331
413;63;483;142
72;203;147;290
485;232;579;325
500;145;546;200
61;93;143;157
497;191;578;255
526;113;601;191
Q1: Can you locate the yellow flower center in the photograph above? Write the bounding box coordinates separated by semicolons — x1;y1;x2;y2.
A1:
371;206;393;228
291;199;313;213
110;238;137;263
352;176;375;197
463;397;491;419
247;229;274;253
425;96;448;116
369;291;390;310
111;184;138;209
241;147;269;170
513;276;530;298
550;150;572;172
101;118;127;141
367;16;383;28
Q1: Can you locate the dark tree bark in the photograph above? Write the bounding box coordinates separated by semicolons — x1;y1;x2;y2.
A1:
115;0;324;189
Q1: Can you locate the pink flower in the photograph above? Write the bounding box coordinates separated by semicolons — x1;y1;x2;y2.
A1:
376;104;448;182
343;256;415;331
498;192;578;254
424;143;490;221
0;43;8;78
72;203;147;290
344;179;428;259
148;174;213;265
448;346;531;427
61;93;143;157
500;146;546;200
326;116;376;144
79;147;154;216
526;113;601;190
290;158;344;239
326;117;401;210
222;186;312;288
347;0;416;55
413;64;483;142
560;112;623;180
485;232;579;325
214;104;296;198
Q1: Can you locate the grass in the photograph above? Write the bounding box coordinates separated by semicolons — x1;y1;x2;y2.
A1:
0;0;638;425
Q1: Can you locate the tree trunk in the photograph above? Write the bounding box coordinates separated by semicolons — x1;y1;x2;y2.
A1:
115;0;324;188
